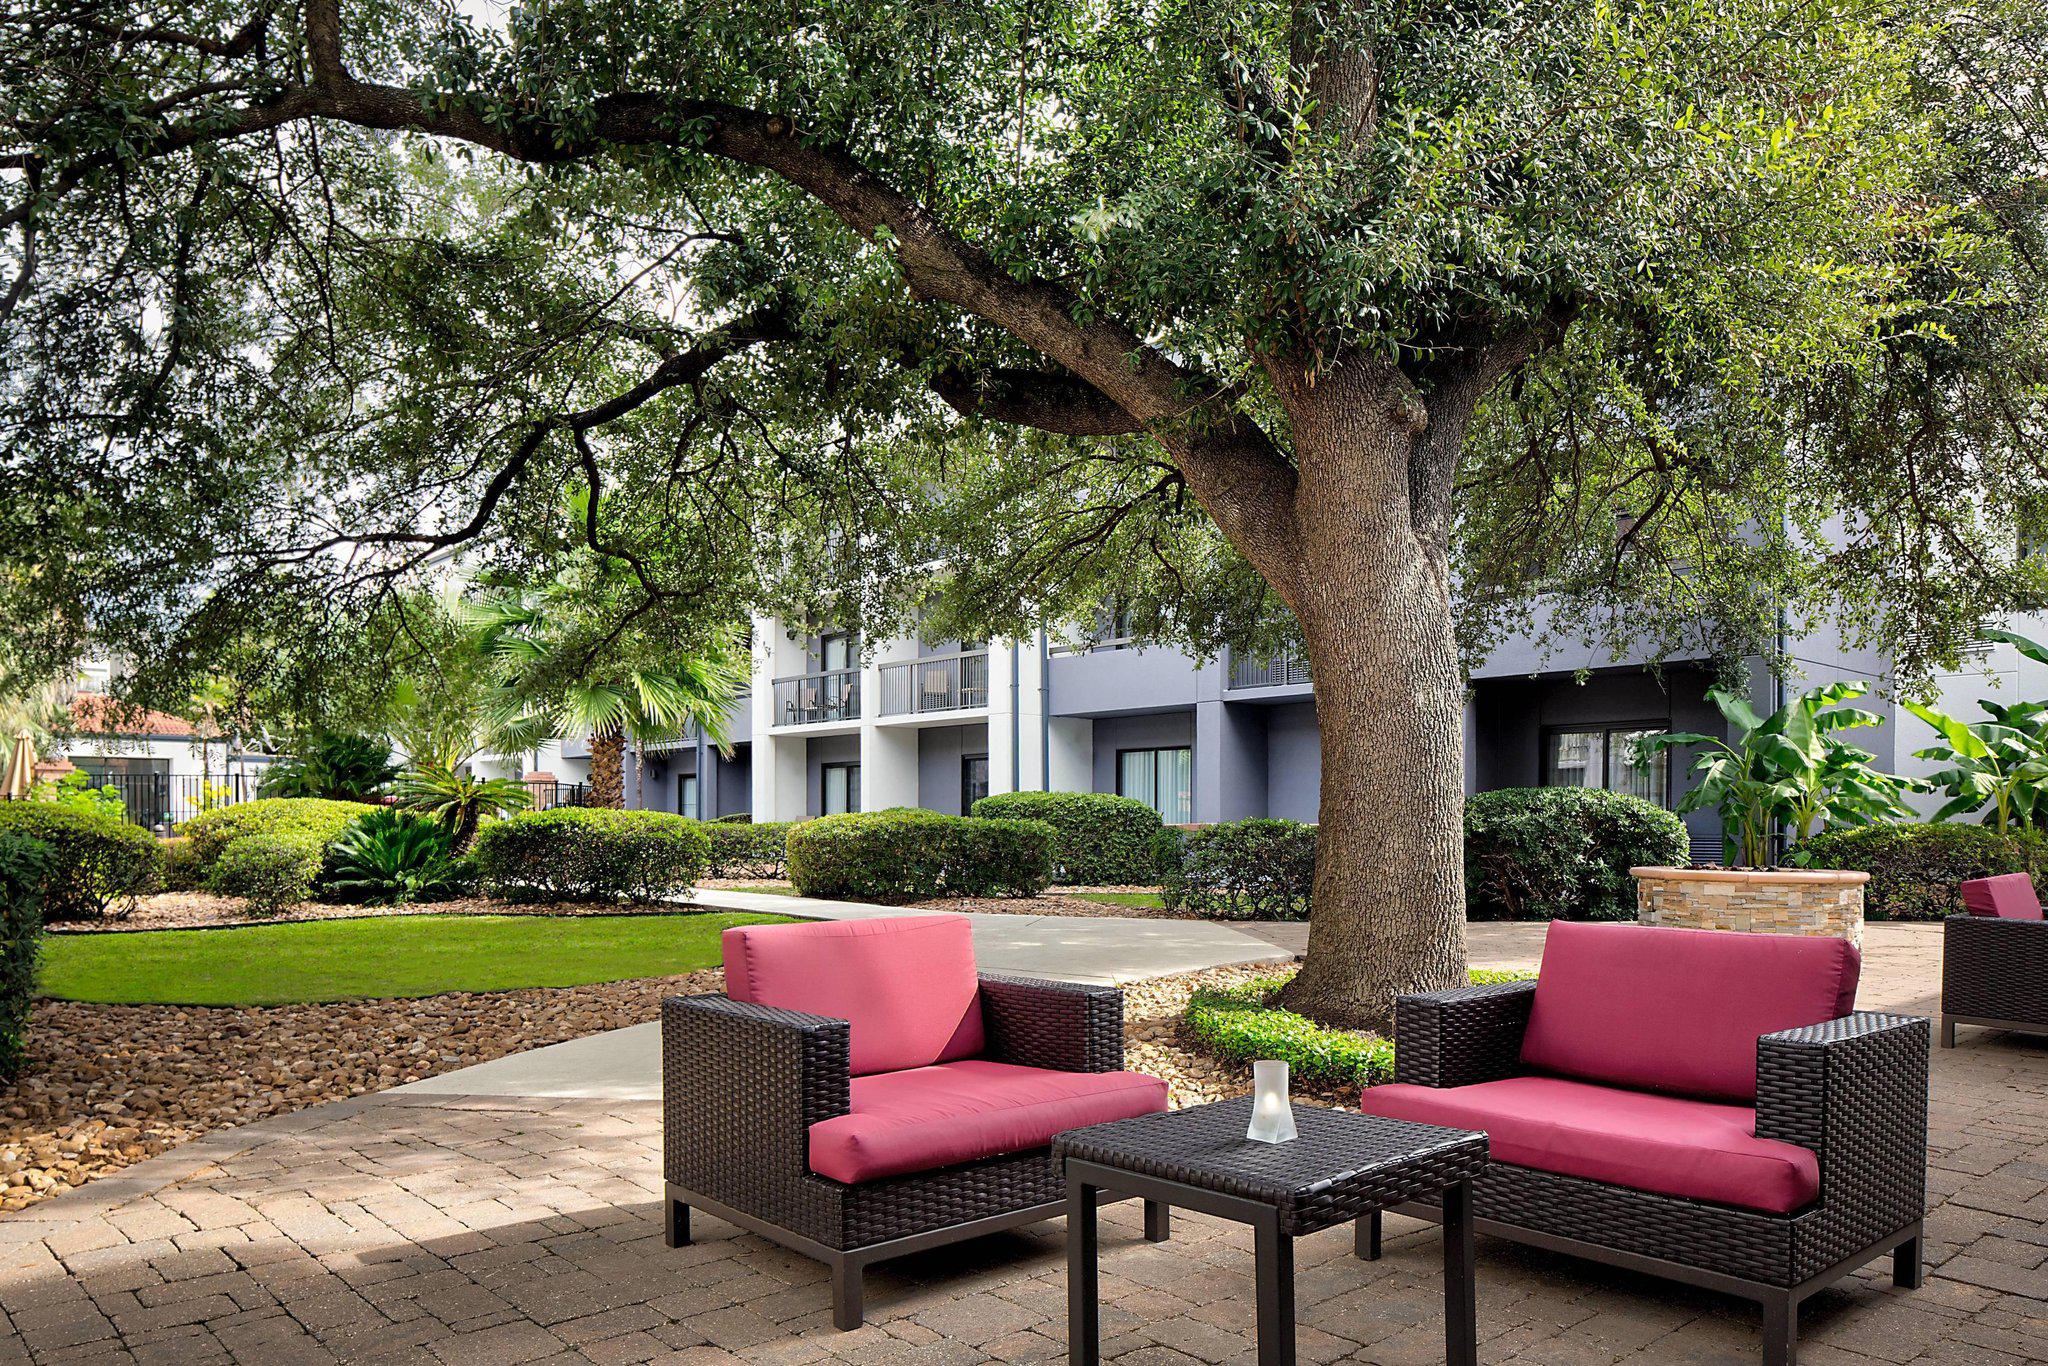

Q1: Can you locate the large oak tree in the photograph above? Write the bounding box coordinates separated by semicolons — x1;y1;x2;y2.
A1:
2;0;2043;1023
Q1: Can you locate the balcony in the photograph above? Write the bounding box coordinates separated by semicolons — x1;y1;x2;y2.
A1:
771;668;862;727
1227;649;1311;690
879;650;990;717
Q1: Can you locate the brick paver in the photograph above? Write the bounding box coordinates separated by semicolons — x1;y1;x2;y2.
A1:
0;924;2042;1363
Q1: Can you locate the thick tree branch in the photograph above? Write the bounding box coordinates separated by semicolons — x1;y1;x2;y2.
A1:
931;366;1145;436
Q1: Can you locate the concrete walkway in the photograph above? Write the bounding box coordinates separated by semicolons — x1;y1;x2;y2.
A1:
396;890;1293;1101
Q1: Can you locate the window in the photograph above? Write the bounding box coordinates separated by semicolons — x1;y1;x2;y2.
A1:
1118;747;1193;824
678;773;700;821
822;761;861;815
1543;726;1670;806
962;754;989;812
819;632;854;673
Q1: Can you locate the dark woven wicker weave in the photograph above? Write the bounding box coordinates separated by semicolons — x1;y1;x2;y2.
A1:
1389;980;1930;1365
1942;914;2048;1043
1054;1098;1486;1236
661;971;1141;1330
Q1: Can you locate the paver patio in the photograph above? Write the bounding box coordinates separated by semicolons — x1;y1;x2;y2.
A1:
0;923;2041;1364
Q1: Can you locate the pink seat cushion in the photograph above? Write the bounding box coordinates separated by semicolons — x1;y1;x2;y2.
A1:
1959;874;2044;920
808;1060;1169;1184
1518;921;1860;1102
1360;1076;1819;1213
723;915;984;1076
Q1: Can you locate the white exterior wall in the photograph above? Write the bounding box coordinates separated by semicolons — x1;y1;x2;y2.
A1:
749;617;1058;819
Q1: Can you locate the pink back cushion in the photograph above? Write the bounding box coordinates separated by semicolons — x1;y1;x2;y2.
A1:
1958;874;2044;920
723;915;985;1075
1518;921;1861;1102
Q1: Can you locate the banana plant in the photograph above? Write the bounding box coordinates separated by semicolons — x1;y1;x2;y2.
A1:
1904;627;2048;834
1637;682;1918;867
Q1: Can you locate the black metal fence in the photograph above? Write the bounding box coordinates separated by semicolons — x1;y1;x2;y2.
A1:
525;781;593;810
75;771;261;835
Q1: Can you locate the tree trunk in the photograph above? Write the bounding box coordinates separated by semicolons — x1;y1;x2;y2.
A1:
1267;360;1471;1030
590;732;625;808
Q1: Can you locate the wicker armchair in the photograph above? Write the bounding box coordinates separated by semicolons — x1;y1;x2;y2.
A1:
1361;925;1928;1366
1943;913;2048;1046
662;916;1167;1330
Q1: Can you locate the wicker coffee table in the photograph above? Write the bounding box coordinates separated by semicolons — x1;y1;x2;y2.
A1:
1053;1098;1489;1365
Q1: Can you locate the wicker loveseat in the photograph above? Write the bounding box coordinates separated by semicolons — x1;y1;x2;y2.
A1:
661;914;1169;1329
1943;873;2048;1047
1359;921;1929;1366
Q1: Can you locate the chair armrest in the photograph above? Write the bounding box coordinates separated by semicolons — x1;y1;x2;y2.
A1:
1943;914;2048;1022
977;974;1125;1072
1393;980;1537;1087
1756;1012;1928;1219
661;994;851;1192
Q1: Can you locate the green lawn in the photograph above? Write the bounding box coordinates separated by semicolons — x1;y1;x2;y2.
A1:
40;912;792;1006
1073;891;1166;909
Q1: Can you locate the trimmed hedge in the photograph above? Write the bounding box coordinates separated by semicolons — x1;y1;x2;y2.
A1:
969;791;1163;884
1793;822;2048;921
0;833;52;1081
208;834;323;915
0;801;161;921
703;820;798;879
178;798;380;872
159;837;205;892
1184;967;1535;1090
1158;818;1317;919
786;810;1053;902
1465;787;1689;922
472;808;711;902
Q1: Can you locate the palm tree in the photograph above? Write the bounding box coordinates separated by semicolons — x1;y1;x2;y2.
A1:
391;762;531;851
466;589;746;809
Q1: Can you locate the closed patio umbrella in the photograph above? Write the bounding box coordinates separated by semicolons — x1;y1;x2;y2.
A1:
1;731;34;800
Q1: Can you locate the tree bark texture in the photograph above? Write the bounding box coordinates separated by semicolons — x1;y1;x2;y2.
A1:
590;733;625;809
1265;360;1472;1030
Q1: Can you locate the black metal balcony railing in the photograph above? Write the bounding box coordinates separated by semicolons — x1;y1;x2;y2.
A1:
879;651;990;717
772;667;862;726
526;781;593;811
1227;649;1312;690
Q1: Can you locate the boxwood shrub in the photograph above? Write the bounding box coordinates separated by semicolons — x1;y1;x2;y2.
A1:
1158;818;1317;920
207;833;324;915
786;810;1053;902
1184;967;1535;1090
0;833;52;1080
178;798;381;872
1464;787;1689;922
969;791;1163;884
472;807;711;902
0;801;161;921
1793;822;2048;921
703;820;799;879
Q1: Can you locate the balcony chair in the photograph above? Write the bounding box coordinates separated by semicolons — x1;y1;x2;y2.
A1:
1358;921;1928;1366
1943;873;2048;1047
661;915;1169;1329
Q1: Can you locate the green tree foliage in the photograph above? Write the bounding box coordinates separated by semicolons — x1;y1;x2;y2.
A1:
1;0;2043;1020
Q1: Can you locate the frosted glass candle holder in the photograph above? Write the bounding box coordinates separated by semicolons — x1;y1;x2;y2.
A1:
1245;1060;1297;1144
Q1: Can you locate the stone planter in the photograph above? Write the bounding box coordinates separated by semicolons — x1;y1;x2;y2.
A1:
1631;866;1868;946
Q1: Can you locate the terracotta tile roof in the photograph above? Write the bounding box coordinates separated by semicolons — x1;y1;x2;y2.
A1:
67;693;211;739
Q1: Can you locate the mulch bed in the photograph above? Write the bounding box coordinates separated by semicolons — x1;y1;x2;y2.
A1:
0;960;1301;1219
0;968;725;1215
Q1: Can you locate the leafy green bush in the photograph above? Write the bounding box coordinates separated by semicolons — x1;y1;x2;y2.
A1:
1183;968;1536;1090
178;798;380;871
258;731;398;801
472;808;711;902
30;770;128;820
786;810;1053;901
0;833;52;1081
970;792;1164;884
327;810;466;906
1158;818;1317;919
1464;787;1690;922
703;820;799;879
1793;821;2048;920
159;837;205;892
207;834;323;915
0;801;161;921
